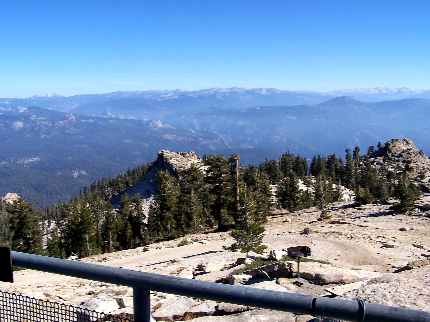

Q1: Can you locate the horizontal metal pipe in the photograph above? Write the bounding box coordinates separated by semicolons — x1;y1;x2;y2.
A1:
11;251;430;322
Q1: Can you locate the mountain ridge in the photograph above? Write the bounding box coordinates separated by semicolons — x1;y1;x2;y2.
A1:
2;94;430;207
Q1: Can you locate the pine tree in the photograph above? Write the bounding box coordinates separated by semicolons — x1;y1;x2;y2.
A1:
230;188;266;256
242;166;258;187
373;180;390;203
87;195;112;252
116;211;133;250
63;201;96;257
356;187;376;205
120;196;149;248
6;199;42;254
326;154;337;180
367;145;375;157
344;149;354;188
259;159;281;183
293;156;308;177
148;171;180;240
278;174;302;211
324;176;340;204
395;173;420;213
279;153;294;177
254;171;273;223
0;202;12;246
310;155;326;177
46;226;64;257
204;156;235;231
314;175;327;214
352;146;361;188
101;210;117;253
177;166;205;234
229;155;241;226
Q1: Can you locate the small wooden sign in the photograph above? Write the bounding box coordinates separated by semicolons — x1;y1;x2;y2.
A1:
0;247;13;282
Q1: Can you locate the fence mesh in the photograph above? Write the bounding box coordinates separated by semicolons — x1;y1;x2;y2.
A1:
0;289;133;322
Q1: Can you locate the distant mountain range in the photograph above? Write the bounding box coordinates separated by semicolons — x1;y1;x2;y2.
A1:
3;87;430;114
329;87;430;102
1;87;430;207
0;105;227;207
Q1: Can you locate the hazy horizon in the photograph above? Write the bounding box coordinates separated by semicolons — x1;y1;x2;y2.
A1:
3;86;430;99
1;1;430;97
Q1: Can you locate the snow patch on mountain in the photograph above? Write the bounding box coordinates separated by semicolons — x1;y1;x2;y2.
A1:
12;121;24;130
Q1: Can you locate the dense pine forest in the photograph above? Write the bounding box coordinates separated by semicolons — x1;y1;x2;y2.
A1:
0;143;420;258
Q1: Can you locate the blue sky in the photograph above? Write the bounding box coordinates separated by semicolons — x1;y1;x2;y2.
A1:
1;1;429;97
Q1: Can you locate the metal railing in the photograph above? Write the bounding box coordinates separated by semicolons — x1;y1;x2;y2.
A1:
7;251;430;322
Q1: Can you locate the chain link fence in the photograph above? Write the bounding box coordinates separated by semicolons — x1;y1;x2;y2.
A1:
0;290;133;322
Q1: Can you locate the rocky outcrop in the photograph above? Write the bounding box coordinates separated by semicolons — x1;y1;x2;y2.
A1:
296;178;355;202
111;150;205;210
272;178;355;206
1;192;21;204
156;150;205;174
298;262;380;285
370;138;430;191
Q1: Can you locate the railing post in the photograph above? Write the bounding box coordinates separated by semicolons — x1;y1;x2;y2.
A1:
133;287;151;322
0;247;13;283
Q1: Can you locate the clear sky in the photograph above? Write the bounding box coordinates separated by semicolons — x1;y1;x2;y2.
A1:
1;1;429;97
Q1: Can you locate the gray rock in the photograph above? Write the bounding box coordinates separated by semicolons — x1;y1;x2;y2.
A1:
227;274;253;285
276;278;297;291
269;249;287;261
248;281;291;292
215;302;250;314
189;309;305;321
152;296;197;321
312;272;361;285
394;259;430;273
247;251;267;260
183;301;217;320
80;297;120;313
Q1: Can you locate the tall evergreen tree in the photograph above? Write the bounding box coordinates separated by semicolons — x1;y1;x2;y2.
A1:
279;153;294;177
230;188;266;256
63;201;96;257
310;155;326;177
259;159;281;183
278;175;302;211
344;149;354;188
313;175;326;214
177;166;205;234
352;146;361;188
6;199;42;254
148;171;180;240
293;156;308;177
0;203;12;247
395;173;420;213
250;171;272;224
204;156;235;231
120;196;149;248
